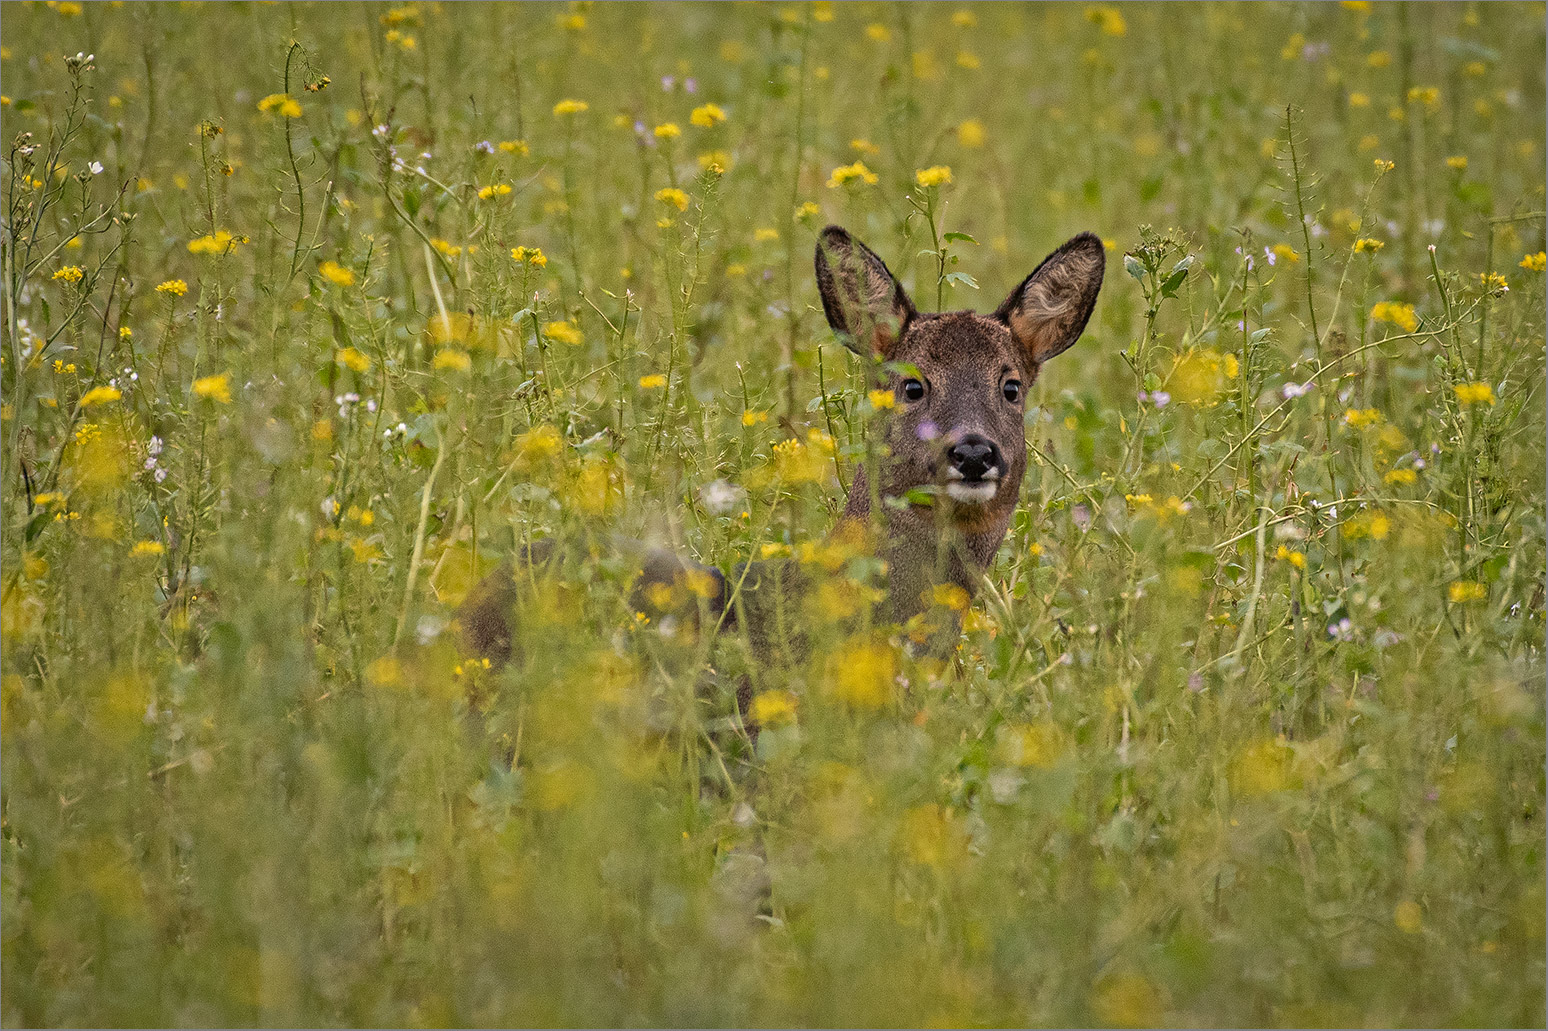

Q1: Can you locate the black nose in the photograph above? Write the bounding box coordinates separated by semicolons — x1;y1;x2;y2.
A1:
948;435;1001;481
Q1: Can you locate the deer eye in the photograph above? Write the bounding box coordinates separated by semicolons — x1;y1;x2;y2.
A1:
1002;380;1022;403
902;378;926;402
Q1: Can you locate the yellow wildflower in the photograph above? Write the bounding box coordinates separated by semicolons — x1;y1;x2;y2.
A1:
511;246;548;268
336;347;371;373
130;540;165;558
697;150;732;173
1367;50;1391;67
1275;545;1307;569
1354;238;1385;253
1343;408;1383;429
1348;91;1371;108
1445;155;1468;171
850;138;880;155
796;200;821;218
1271;243;1299;263
826;637;895;709
741;409;769;426
498;139;529;155
318;260;355;286
1452;382;1496;406
433;348;471;372
192;372;232;404
957;118;986;148
119;327;133;339
1394;900;1423;934
257;93;303;118
749;689;797;727
690;103;727;127
476;183;513;200
543;320;584;346
915;165;953;188
552;98;589;116
1479;272;1509;294
754;227;780;243
1370;301;1418;333
867;388;895;410
956;50;981;69
187;230;245;255
1384;468;1418;485
655;187;690;211
79;385;122;407
652;122;681;140
1374;158;1396;172
1519;251;1546;272
1084;5;1127;35
1407;85;1440;109
638;374;667;389
952;10;977;28
1448;581;1486;604
827;161;878;188
52;266;84;284
865;23;891;42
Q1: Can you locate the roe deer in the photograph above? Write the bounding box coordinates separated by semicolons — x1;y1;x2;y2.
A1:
459;226;1105;691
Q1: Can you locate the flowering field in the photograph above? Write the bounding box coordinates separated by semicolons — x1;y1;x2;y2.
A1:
2;1;1545;1026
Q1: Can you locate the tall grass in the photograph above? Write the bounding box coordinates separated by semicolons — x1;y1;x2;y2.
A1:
2;2;1544;1025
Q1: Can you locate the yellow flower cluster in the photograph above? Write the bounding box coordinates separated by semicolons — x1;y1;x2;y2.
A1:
336;347;371;373
1519;251;1546;272
188;230;246;255
257;93;302;118
192;371;232;404
654;187;689;212
652;122;681;140
156;279;188;296
637;373;667;389
915;165;953;188
1452;382;1495;406
318;260;355;286
1085;5;1127;35
79;385;121;407
689;103;726;127
511;246;548;268
552;98;589;116
1370;301;1417;332
957;119;986;148
477;183;512;200
1353;238;1385;253
1343;408;1382;429
52;266;83;283
433;348;472;372
1275;545;1307;569
498;139;528;155
827;161;877;188
544;320;584;346
1167;348;1239;405
1448;581;1486;603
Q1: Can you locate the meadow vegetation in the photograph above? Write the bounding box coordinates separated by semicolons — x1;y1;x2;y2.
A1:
2;1;1545;1025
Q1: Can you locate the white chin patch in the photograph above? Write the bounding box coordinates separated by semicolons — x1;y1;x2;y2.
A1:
945;481;998;504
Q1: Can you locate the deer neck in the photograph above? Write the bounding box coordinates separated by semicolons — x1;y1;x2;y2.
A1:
836;465;1013;627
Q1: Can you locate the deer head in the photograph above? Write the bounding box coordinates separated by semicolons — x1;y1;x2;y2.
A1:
815;225;1105;549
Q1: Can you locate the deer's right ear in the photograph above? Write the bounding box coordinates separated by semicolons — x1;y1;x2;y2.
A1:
814;226;915;357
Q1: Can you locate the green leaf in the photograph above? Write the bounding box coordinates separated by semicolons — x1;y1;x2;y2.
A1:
1123;254;1145;282
944;271;980;290
883;360;923;379
942;231;979;245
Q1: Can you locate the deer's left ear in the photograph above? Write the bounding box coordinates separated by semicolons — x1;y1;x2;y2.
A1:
994;232;1105;365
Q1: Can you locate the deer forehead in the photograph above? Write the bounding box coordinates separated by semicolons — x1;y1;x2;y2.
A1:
893;312;1031;382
